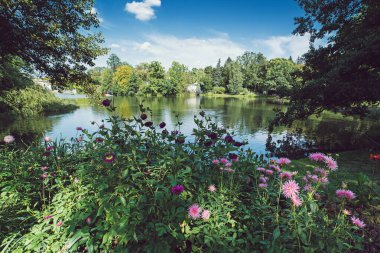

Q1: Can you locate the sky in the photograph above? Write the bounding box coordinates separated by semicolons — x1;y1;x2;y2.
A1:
92;0;310;69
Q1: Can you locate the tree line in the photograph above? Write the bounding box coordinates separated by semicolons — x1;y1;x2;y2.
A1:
89;53;302;97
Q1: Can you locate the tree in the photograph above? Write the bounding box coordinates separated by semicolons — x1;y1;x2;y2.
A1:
237;52;267;92
0;0;107;87
201;66;214;92
107;54;122;72
276;0;380;126
166;61;188;94
212;59;223;87
264;58;300;96
222;57;233;87
100;68;113;93
113;65;133;95
127;70;143;95
226;61;243;94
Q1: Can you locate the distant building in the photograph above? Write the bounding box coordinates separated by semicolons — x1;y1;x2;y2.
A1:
186;82;201;95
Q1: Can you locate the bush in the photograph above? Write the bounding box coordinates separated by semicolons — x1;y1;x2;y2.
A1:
211;86;226;94
0;86;78;116
0;106;366;252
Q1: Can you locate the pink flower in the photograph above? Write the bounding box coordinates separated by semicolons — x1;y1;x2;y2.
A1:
171;185;185;195
303;184;314;192
86;217;92;224
76;127;83;131
220;158;229;164
41;173;48;179
311;175;319;182
282;180;300;198
225;163;232;168
258;183;268;188
56;221;63;227
324;156;338;171
336;189;355;200
208;184;216;192
76;136;84;142
351;216;366;228
212;159;220;164
46;146;54;151
224;168;235;173
44;136;52;142
279;172;292;180
259;176;267;183
265;169;273;176
343;209;351;216
309;153;326;162
188;204;202;219
201;209;210;220
269;165;281;172
277;157;291;165
44;215;53;220
256;167;266;172
40;166;48;171
291;195;303;207
3;135;15;144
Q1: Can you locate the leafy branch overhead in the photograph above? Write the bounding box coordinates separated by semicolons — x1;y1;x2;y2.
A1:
0;0;108;87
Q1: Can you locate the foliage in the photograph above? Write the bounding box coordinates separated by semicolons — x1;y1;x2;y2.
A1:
0;0;107;88
275;0;380;126
112;65;133;95
107;54;122;72
0;106;368;252
226;61;244;94
0;86;78;117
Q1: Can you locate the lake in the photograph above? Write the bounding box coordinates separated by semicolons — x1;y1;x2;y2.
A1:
1;95;379;157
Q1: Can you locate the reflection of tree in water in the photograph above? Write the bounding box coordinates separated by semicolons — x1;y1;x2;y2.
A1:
267;115;380;158
0;115;58;147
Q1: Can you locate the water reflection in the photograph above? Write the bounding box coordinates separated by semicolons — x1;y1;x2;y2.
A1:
1;96;379;156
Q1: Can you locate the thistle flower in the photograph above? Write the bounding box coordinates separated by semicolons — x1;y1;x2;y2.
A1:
309;153;326;162
258;183;268;188
207;132;218;139
228;153;238;160
351;216;366;228
208;184;216;192
259;176;267;183
225;163;232;168
103;153;116;163
144;121;153;127
201;209;210;220
212;159;220;164
291;195;303;207
159;122;166;128
140;113;147;120
279;172;292;180
76;127;83;131
277;157;291;165
282;180;300;198
3;135;15;144
188;204;201;219
324;156;338;171
256;167;266;172
171;185;185;195
343;209;351;216
220;158;229;164
336;189;355;200
102;99;111;107
265;169;274;176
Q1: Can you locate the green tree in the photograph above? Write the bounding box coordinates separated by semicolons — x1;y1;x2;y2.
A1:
237;52;267;92
100;68;113;93
276;0;380;125
213;59;223;87
264;58;300;96
226;61;244;94
166;61;188;94
127;70;143;95
201;66;214;92
107;54;122;72
113;65;133;95
0;0;107;87
222;57;233;87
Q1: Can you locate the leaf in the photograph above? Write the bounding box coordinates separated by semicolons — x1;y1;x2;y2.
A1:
273;227;280;241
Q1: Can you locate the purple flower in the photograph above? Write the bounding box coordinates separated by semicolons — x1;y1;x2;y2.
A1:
171;185;185;195
144;121;153;127
234;141;244;147
95;137;104;143
159;122;166;128
176;137;185;144
204;140;212;147
43;151;51;157
207;132;218;139
46;146;54;151
224;135;234;143
76;127;83;131
140;113;147;120
228;153;238;160
102;99;111;107
103;153;115;163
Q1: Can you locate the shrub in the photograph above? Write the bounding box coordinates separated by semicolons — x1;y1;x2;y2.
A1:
211;86;226;94
0;106;366;252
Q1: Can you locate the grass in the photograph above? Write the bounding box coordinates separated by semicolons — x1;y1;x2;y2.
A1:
201;92;258;98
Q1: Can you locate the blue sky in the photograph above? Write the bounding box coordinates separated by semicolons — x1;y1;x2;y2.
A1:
93;0;310;69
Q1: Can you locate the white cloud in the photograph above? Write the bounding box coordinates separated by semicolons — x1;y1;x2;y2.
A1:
125;0;161;21
252;34;313;60
109;43;121;48
96;34;246;69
